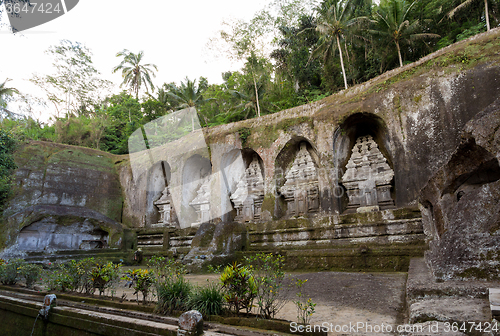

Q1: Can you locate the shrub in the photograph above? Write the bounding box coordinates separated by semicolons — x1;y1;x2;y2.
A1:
147;255;186;282
45;263;74;292
156;276;192;314
244;253;288;319
19;263;43;289
123;269;155;304
220;263;257;315
89;259;121;296
188;282;225;318
0;259;24;285
294;279;315;325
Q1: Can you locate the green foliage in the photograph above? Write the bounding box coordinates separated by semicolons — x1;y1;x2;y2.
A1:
294;279;316;324
0;129;16;211
188;281;225;318
45;262;74;292
53;113;109;149
0;118;56;142
0;258;24;285
238;127;252;146
100;92;142;154
123;269;155;304
147;255;186;283
19;263;43;289
89;259;121;296
156;276;192;314
45;258;120;296
151;256;191;314
220;263;257;315
244;253;288;319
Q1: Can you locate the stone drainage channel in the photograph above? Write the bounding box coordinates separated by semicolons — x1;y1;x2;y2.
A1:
0;289;277;336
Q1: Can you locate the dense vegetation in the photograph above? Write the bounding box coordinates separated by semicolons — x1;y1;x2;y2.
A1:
1;0;499;154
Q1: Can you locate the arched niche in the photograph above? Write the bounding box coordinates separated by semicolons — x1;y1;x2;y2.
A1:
333;112;395;213
145;161;171;227
221;149;265;223
274;138;320;219
182;155;212;227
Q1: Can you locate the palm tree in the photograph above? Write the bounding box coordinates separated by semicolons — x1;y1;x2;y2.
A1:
448;0;492;31
230;76;271;120
370;0;440;68
0;78;19;116
166;78;212;125
312;0;369;89
113;50;158;99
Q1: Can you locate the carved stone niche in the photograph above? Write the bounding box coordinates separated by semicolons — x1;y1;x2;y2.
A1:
280;143;320;216
189;177;211;226
341;135;395;213
153;186;178;228
230;155;265;222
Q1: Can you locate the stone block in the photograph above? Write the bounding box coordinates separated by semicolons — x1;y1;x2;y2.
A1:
178;310;203;336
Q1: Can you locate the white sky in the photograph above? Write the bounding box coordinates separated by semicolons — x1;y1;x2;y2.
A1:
0;0;269;120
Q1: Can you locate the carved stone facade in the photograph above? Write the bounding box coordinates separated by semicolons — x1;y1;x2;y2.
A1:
153;186;178;228
280;143;320;216
341;135;394;213
189;177;211;226
230;156;265;222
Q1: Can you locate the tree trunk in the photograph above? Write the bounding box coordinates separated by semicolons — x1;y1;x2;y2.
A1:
336;34;348;90
252;73;261;118
485;0;490;31
396;40;403;67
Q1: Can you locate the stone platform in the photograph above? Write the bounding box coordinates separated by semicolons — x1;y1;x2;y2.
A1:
402;258;500;336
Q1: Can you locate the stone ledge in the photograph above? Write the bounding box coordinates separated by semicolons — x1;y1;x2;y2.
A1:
406;258;500;304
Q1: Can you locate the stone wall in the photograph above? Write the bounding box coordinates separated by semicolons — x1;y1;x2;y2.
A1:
421;97;500;280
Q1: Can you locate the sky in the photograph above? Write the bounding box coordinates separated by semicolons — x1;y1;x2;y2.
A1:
0;0;269;120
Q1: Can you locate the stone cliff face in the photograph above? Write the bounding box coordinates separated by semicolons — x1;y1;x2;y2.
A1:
421;97;500;280
2;28;500;268
1;142;123;250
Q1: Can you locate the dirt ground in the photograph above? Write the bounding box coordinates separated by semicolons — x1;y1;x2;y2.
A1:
116;271;407;336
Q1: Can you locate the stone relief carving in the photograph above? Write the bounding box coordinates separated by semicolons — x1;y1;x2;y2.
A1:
230;155;265;222
341;135;395;212
189;177;211;226
280;143;320;216
153;185;178;228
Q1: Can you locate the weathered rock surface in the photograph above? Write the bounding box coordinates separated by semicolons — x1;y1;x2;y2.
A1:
409;297;491;324
1;142;123;249
421;97;500;280
178;310;203;336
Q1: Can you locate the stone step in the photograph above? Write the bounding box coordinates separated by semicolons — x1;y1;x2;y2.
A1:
249;233;426;250
489;288;500;318
249;218;423;246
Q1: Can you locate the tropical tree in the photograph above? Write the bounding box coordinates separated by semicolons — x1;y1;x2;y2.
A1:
0;78;19;116
31;40;112;118
448;0;493;31
312;0;369;89
113;50;158;99
166;78;207;109
165;77;212;125
370;0;440;68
